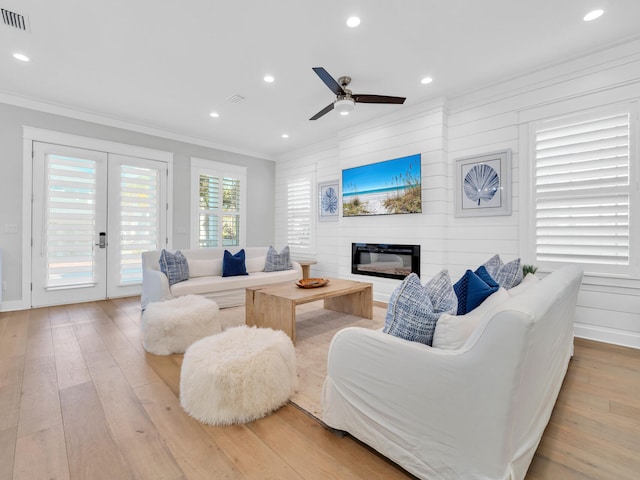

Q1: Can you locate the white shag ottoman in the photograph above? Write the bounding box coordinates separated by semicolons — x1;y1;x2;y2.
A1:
180;325;298;425
142;295;221;355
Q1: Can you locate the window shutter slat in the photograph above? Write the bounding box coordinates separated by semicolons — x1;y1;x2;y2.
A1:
287;177;312;250
534;111;631;267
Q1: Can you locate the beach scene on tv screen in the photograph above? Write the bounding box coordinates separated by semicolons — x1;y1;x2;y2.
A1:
342;154;422;216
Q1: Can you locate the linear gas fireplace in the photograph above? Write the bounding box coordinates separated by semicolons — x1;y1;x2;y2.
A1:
351;243;420;280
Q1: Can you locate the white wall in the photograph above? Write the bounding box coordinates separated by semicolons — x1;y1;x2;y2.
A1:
274;38;640;349
0;103;275;311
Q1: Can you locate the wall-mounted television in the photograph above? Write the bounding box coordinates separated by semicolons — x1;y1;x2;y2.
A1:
342;153;422;217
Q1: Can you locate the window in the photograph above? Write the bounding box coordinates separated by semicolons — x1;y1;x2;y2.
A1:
191;158;246;248
287;176;313;254
531;104;638;276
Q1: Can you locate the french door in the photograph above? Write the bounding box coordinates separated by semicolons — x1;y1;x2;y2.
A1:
31;142;167;307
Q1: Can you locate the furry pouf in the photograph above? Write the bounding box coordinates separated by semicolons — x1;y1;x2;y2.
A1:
179;325;298;425
142;295;221;355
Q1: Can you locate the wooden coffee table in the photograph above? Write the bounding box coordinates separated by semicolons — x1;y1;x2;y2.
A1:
245;278;373;343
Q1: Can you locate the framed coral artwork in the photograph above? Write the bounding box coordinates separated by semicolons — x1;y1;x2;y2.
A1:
454;150;512;217
318;180;339;222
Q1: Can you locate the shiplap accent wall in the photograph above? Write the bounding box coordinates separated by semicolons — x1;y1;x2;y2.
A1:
276;100;448;302
274;38;640;348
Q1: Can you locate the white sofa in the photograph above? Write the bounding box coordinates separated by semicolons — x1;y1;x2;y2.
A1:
141;247;302;309
322;264;583;480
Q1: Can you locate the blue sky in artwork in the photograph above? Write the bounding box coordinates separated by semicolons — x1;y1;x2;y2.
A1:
342;154;421;195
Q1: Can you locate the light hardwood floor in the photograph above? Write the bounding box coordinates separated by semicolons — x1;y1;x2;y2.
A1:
1;296;639;479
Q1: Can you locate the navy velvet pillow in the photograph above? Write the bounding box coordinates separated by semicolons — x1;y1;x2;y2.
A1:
474;265;499;289
453;269;499;315
222;249;249;277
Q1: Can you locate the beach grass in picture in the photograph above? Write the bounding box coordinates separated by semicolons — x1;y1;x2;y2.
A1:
342;154;422;217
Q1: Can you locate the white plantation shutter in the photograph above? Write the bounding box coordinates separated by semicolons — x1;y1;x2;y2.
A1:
191;158;246;249
533;108;635;273
44;155;97;287
287;175;315;257
199;173;220;247
222;177;241;246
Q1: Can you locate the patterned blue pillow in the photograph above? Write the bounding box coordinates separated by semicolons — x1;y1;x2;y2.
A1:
222;249;249;277
482;254;523;289
425;269;458;314
265;245;293;272
453;269;499;315
383;271;457;346
159;249;190;286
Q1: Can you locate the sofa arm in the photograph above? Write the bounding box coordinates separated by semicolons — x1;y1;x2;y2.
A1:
321;324;529;478
141;267;172;309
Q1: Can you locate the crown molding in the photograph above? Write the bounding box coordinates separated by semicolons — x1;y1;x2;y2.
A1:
0;91;273;161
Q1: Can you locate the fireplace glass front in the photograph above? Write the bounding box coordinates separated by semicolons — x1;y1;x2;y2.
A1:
351;243;420;280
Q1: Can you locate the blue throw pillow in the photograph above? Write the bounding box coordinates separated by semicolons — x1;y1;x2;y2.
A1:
383;272;457;346
159;249;190;286
222;249;249;277
474;265;499;289
453;269;499;315
265;245;293;272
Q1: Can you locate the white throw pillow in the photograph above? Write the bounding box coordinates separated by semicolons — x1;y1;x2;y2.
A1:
187;258;223;278
506;273;539;297
432;287;510;350
245;255;267;273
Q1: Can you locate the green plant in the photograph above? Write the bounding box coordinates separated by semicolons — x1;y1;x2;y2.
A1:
522;264;538;276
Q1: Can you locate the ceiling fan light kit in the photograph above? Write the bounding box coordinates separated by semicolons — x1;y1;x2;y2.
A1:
334;98;355;115
310;67;406;120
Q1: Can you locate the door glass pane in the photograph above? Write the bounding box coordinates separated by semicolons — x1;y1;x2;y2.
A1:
119;165;160;284
45;155;97;288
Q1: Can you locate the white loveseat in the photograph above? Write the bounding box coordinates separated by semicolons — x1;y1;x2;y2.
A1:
322;264;583;480
141;247;302;309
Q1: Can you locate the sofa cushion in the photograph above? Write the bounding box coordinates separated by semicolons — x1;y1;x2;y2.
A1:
169;269;301;298
159;249;190;286
454;269;499;315
265;245;293;272
222;249;248;277
383;271;457;346
507;273;539;296
433;288;509;349
483;254;523;289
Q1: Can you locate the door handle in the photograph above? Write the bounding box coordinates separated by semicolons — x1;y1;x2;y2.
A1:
96;232;107;248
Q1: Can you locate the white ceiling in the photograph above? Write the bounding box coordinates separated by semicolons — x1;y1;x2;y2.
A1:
1;0;639;159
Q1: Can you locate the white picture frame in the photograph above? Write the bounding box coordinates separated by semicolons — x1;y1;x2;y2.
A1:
318;180;339;222
454;150;512;217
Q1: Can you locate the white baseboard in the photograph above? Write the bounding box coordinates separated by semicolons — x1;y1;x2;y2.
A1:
0;299;29;312
574;322;640;350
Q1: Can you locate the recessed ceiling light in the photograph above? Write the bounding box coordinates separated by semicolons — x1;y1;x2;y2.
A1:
281;133;289;139
13;53;29;62
209;112;220;118
264;75;275;83
583;9;604;21
421;77;433;85
346;16;360;28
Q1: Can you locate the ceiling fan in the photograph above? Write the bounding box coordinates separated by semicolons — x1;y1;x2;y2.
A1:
309;67;406;120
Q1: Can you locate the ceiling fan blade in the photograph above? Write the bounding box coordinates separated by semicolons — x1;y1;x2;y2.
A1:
312;67;345;96
310;102;335;120
353;94;406;104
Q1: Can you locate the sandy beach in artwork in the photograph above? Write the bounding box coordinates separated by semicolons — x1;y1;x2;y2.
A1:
343;189;404;215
